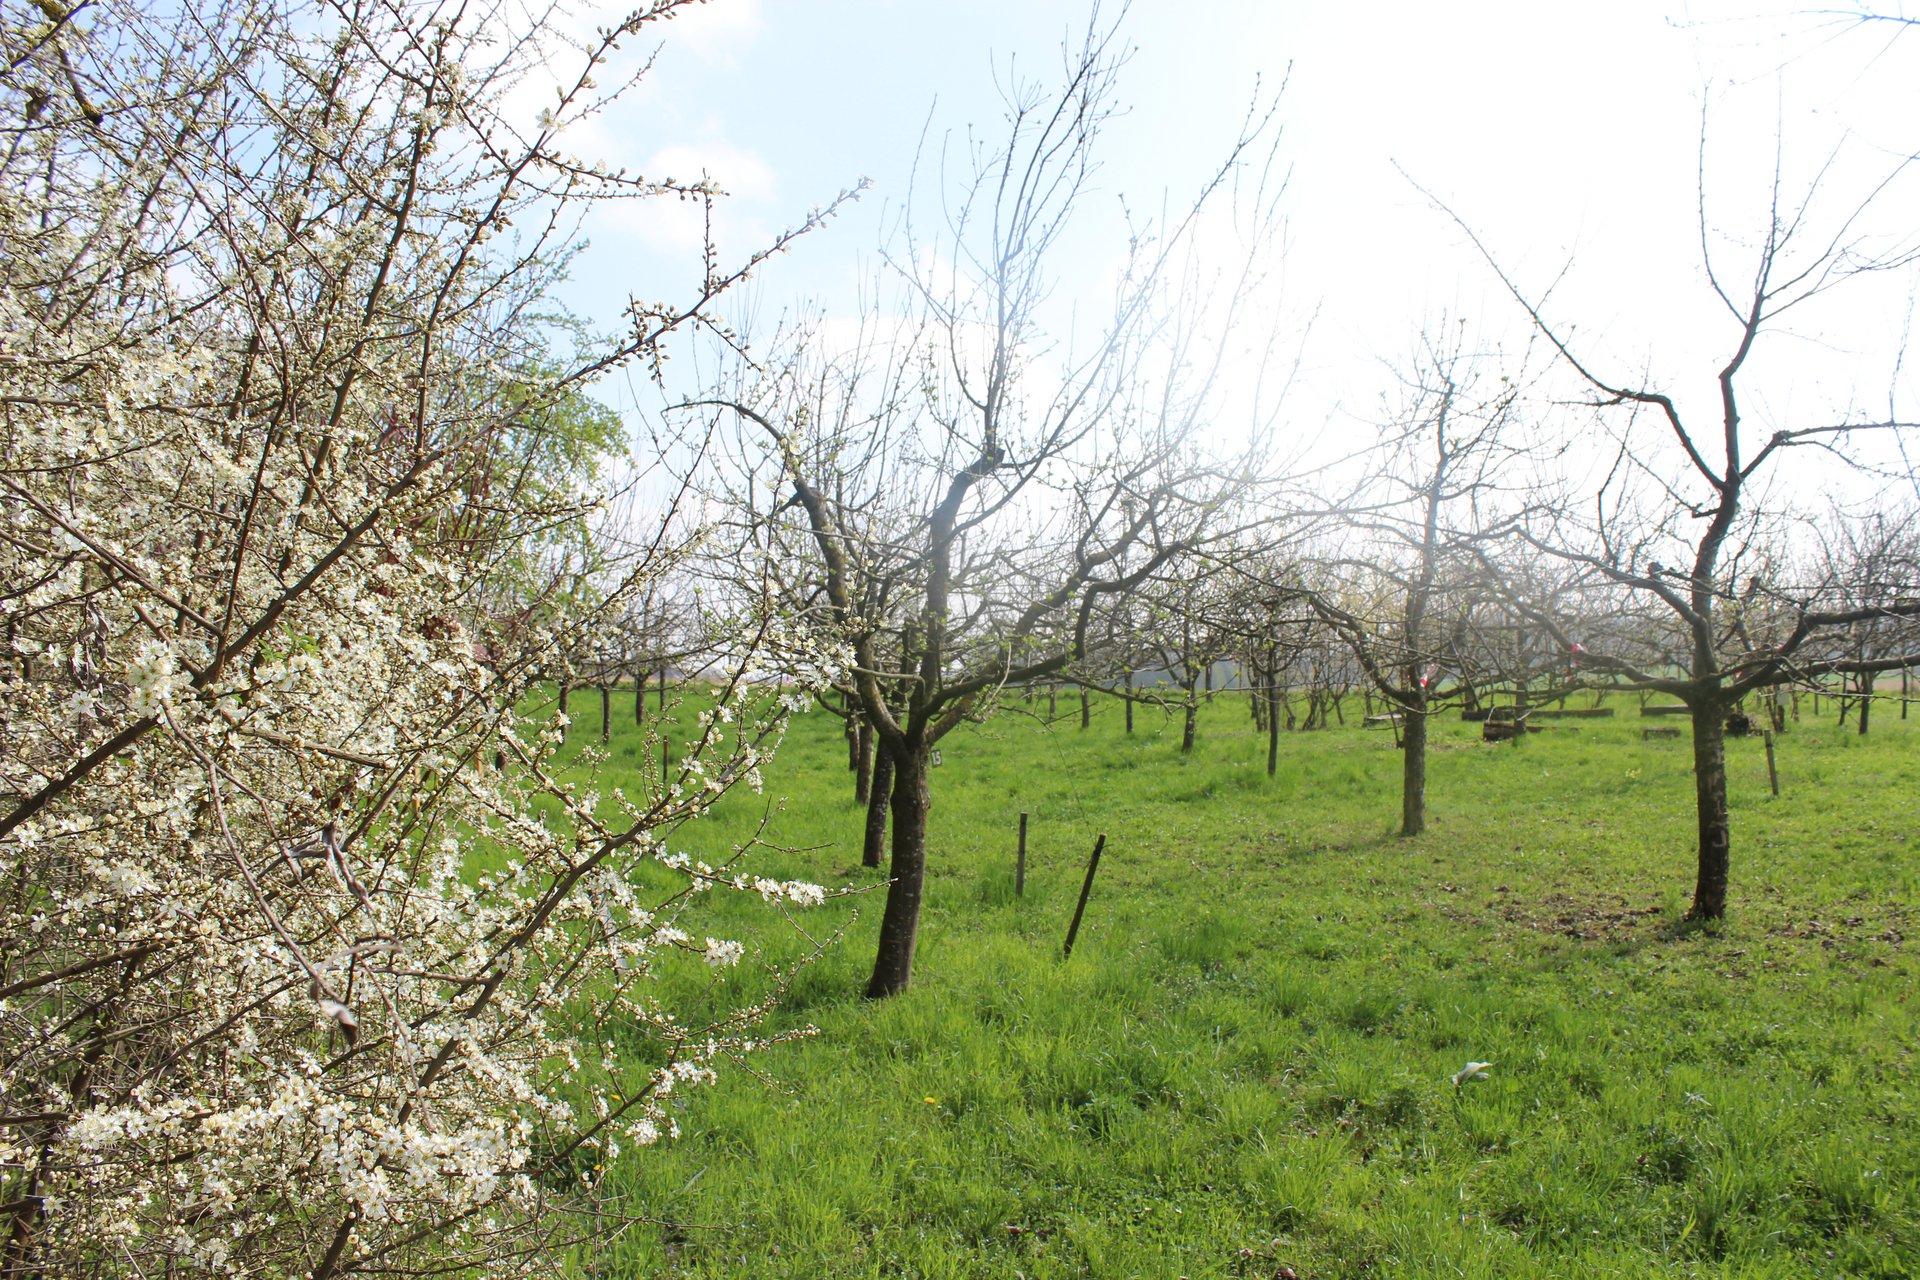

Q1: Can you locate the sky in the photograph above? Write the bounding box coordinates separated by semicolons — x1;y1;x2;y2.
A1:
542;1;1920;500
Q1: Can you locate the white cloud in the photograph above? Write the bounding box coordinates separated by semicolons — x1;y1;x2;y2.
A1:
653;0;765;69
585;139;778;263
642;141;777;201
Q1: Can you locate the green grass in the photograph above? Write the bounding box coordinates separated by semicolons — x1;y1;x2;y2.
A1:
546;690;1920;1278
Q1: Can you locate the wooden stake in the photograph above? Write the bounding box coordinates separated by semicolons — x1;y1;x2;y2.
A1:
1763;729;1779;797
1015;812;1028;898
1062;833;1106;960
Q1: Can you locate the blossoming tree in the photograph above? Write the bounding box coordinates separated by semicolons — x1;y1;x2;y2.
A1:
0;0;846;1274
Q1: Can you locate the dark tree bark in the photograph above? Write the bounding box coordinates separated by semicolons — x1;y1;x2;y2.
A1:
1080;687;1091;729
1266;673;1281;778
854;720;873;804
1689;699;1732;919
1462;674;1481;715
599;683;610;742
861;738;893;869
1125;672;1135;734
1400;701;1428;836
634;671;646;724
866;748;929;997
556;682;571;742
1514;634;1531;712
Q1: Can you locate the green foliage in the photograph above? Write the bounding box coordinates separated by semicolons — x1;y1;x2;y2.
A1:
548;692;1920;1278
496;358;627;505
470;355;629;609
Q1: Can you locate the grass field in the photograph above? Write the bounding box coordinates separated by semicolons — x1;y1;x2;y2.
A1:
546;688;1919;1279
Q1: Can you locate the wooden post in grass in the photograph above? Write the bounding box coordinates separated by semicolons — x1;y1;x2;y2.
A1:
1015;813;1028;898
1062;833;1106;960
1763;729;1779;797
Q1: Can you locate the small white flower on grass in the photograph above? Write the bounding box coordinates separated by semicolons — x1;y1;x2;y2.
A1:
1452;1061;1493;1087
702;937;743;967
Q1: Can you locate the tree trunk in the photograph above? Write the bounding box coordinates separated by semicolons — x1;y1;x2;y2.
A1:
1080;687;1091;729
556;682;571;742
861;739;892;870
854;720;873;805
866;748;929;997
1266;683;1280;778
634;671;646;724
1181;696;1197;753
1688;700;1732;920
658;667;667;712
1047;686;1056;719
1204;663;1213;702
1125;672;1134;734
1857;671;1871;736
1400;703;1427;837
599;683;611;742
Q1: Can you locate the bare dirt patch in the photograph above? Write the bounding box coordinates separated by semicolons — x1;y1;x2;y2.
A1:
1490;889;1667;943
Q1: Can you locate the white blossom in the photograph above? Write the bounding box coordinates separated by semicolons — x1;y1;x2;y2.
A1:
0;0;842;1272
